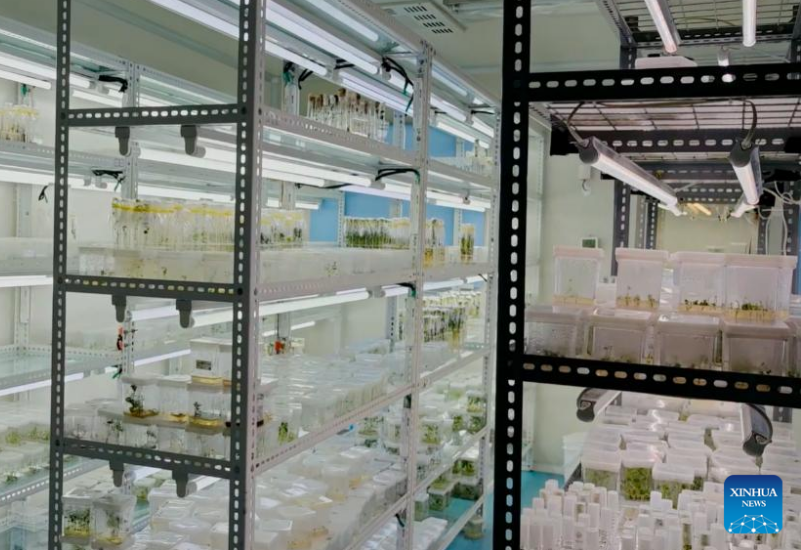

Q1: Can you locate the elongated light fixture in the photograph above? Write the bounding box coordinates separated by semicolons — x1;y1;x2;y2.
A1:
146;0;330;77
299;0;379;42
339;71;411;113
431;95;468;123
729;141;762;206
0;69;51;90
435;120;490;149
0;52;91;89
72;89;121;107
0;275;53;288
0;167;84;187
267;0;380;75
743;0;757;47
643;0;681;53
731;195;757;218
692;203;712;216
578;137;679;207
471;118;495;139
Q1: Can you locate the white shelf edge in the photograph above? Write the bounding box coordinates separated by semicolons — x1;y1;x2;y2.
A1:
0;458;105;506
431;496;486;550
343;491;410;550
254;384;414;474
421;348;489;389
415;427;488;494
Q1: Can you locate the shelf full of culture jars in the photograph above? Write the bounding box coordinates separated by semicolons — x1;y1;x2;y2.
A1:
524;396;800;550
344;217;486;268
78;198;414;285
64;332;414;460
526;246;800;376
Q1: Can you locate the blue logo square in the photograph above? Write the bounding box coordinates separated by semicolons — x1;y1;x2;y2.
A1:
724;475;783;534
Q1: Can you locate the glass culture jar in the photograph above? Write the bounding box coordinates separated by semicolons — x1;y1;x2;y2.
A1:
158;374;190;422
121;374;160;419
189;382;225;428
186;425;225;459
91;493;135;549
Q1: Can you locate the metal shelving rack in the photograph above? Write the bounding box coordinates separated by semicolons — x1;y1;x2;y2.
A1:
43;1;500;549
495;0;801;549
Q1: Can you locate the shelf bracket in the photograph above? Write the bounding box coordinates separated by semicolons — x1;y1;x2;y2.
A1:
741;404;773;458
173;471;190;498
111;295;127;323
110;460;126;488
181;125;201;156
176;299;194;329
576;388;622;422
115;126;131;156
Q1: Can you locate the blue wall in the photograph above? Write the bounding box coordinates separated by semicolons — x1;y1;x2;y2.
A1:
308;125;485;244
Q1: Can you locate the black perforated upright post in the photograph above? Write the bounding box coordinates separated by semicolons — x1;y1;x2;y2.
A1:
493;1;530;549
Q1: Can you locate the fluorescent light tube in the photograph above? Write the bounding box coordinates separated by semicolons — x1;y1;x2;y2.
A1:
341;184;409;201
692;203;712;216
134;348;191;367
429;189;491;210
145;0;331;78
431;95;468;123
267;0;380;75
0;275;53;288
0;168;84;187
72;90;122;107
742;0;757;47
433;199;486;213
263;320;317;337
578;137;678;207
471;118;495;139
432;68;469;98
0;69;51;90
731;195;757;218
339;71;410;113
265;40;328;76
299;0;379;42
435;120;476;143
643;0;681;53
658;203;684;216
266;158;373;187
0;52;91;89
148;0;238;35
729;142;762;205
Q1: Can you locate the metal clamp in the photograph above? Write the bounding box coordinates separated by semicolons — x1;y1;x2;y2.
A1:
176;299;194;329
181;125;205;157
111;295;128;323
576;388;622;422
115;127;131;156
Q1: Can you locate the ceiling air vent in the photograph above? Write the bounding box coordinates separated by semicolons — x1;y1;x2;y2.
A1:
382;2;466;35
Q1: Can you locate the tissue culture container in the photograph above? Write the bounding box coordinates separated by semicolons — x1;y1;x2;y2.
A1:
525;306;584;358
672;251;725;313
725;254;797;321
615;248;669;310
189;382;225;428
92;493;135;548
723;319;790;375
63;488;95;542
589;309;655;363
654;313;720;369
121;373;160;418
552;246;604;306
581;451;620;491
158;374;190;422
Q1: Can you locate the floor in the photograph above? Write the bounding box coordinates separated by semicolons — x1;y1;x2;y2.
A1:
447;471;564;550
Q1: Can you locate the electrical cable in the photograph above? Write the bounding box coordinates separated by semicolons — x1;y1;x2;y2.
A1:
563;101;586;144
740;100;758;149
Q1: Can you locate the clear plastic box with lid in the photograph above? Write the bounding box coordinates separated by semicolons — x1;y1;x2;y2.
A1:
671;251;726;314
525;306;585;358
654;313;720;369
158;374;190;422
615;248;669;310
552;246;604;306
785;317;801;377
652;462;695;506
121;373;160;419
588;308;656;363
581;450;620;491
620;450;658;501
722;319;790;375
724;254;797;321
91;493;135;549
